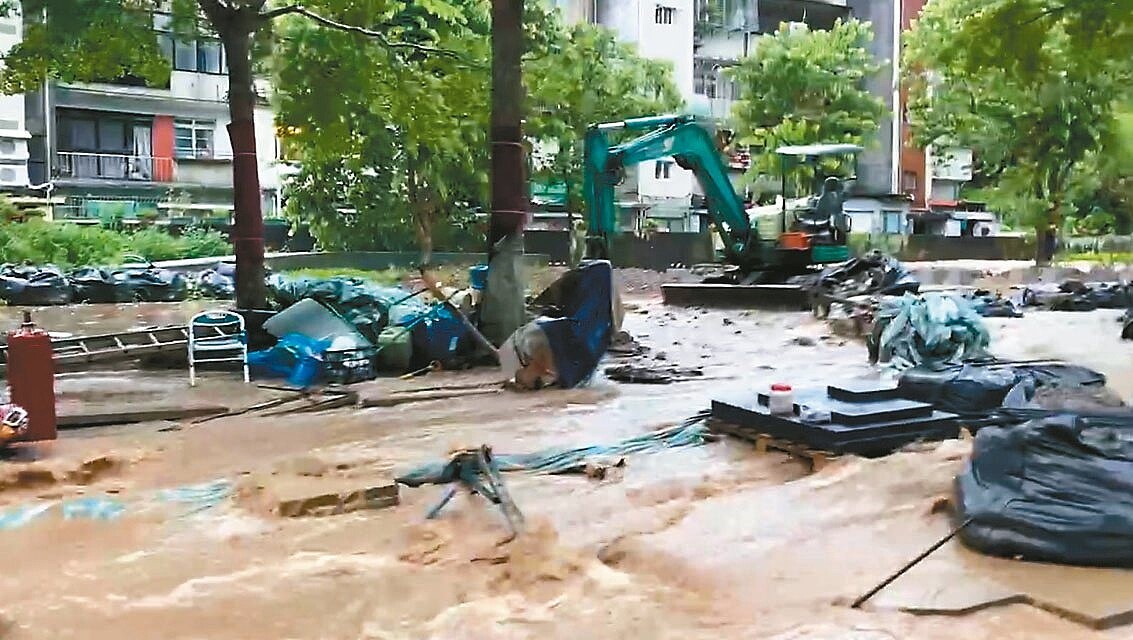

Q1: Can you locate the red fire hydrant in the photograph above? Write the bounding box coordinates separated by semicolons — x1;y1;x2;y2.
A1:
7;311;56;442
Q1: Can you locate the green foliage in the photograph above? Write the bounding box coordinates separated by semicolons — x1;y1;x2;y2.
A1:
127;226;231;261
276;0;681;252
905;0;1133;255
0;220;231;266
0;0;176;93
729;19;887;183
274;0;489;260
127;227;183;262
0;220;126;266
916;0;1133;81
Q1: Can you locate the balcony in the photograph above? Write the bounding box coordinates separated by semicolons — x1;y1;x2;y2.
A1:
54;152;177;183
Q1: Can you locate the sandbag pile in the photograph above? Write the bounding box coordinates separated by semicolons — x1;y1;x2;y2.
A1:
1021;280;1132;312
955;413;1133;568
868;293;990;370
0;261;192;305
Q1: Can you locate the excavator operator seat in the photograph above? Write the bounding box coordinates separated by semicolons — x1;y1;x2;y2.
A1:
793;176;847;244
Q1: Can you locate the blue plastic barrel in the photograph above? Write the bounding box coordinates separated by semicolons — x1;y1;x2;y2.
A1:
469;265;489;291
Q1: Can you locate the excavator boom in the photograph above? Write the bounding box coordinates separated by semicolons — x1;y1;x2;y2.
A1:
583;115;770;269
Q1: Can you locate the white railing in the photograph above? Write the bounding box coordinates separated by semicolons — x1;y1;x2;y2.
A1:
54;152;176;182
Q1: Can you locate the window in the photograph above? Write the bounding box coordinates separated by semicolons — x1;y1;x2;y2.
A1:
882;210;904;234
655;5;675;24
174;39;197;71
156;12;226;74
174;120;215;159
198;41;222;74
654;160;674;180
902;170;918;192
58;111;148;154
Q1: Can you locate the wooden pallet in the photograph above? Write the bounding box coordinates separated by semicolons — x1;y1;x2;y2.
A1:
709;420;841;472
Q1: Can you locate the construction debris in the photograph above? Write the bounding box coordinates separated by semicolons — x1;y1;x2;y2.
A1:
58;405;228;428
1021;280;1131;312
811;251;921;314
604;363;704;384
868;293;990;370
501;260;620;390
268;477;400;518
402;445;525;539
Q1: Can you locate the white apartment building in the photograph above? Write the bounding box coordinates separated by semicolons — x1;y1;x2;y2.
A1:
0;10;31;192
0;6;285;224
598;0;698;226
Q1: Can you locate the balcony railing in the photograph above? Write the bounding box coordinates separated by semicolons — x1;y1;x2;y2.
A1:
54;152;177;182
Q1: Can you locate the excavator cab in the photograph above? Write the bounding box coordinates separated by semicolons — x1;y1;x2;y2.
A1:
774;143;862;264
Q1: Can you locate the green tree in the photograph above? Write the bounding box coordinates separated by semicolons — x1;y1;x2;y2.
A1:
525;19;682;214
275;1;681;252
905;0;1131;263
0;0;463;308
275;0;488;262
728;19;886;186
916;0;1133;79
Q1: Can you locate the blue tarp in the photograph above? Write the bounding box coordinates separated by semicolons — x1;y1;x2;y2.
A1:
535;260;616;388
247;332;330;387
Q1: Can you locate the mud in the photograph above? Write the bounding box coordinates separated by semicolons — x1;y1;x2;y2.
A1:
0;273;1130;638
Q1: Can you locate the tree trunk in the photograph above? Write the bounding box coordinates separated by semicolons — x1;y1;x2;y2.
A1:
223;28;268;310
406;161;434;266
416;213;434;266
1035;225;1051;265
488;0;527;256
481;0;527;345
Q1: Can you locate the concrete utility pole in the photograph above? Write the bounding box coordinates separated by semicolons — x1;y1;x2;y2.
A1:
481;0;528;346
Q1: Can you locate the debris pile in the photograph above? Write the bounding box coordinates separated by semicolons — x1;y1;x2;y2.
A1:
868;292;990;370
811;254;1024;330
812;251;921;307
501;260;620;389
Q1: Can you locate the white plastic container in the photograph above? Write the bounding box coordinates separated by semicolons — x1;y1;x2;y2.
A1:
768;383;795;415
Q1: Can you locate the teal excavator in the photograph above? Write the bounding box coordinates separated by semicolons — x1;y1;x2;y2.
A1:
582;115;856;285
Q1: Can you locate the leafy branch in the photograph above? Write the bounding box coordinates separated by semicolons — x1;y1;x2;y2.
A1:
258;4;460;58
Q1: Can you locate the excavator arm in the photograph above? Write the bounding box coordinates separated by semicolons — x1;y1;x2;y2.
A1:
582;115;770;269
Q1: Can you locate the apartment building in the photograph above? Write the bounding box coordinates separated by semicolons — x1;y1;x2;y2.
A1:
0;8;283;222
0;10;31;195
898;0;972;214
550;0;904;234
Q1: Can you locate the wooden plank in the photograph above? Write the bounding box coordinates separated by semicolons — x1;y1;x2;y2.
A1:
58;405;229;428
711;420;839;472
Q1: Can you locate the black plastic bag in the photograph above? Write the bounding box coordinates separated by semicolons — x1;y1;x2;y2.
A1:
955;414;1133;568
898;361;1107;417
898;364;1022;415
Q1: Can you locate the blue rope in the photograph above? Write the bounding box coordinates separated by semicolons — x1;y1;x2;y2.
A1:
398;410;713;486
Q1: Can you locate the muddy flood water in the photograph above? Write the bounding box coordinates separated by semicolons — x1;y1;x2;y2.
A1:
0;279;1132;639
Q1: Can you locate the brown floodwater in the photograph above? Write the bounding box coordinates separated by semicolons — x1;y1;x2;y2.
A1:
0;288;1129;639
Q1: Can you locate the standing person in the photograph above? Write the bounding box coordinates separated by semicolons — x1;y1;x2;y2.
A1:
1044;222;1058;263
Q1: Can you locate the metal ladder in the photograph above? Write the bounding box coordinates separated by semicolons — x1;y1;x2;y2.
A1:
0;324;230;375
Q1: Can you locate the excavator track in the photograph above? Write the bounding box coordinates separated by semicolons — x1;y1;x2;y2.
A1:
660;283;811;309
